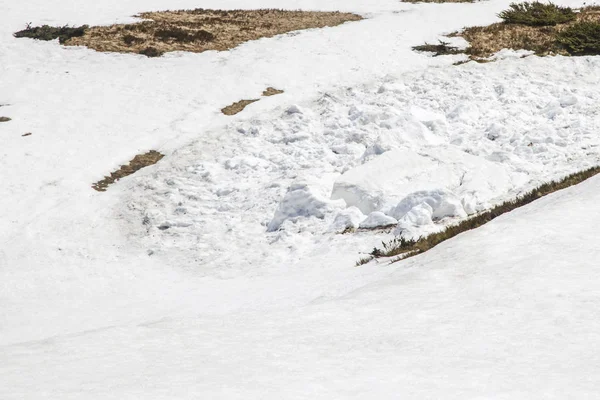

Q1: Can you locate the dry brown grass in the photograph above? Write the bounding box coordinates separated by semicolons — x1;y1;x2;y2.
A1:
221;99;260;115
452;6;600;58
262;87;284;96
92;150;164;192
66;9;362;56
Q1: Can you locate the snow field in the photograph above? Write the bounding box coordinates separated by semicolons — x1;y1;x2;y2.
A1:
127;54;600;272
2;0;600;397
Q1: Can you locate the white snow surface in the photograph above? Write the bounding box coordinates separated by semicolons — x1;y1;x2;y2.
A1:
2;0;600;398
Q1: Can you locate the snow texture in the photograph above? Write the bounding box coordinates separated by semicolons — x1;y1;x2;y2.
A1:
2;0;600;398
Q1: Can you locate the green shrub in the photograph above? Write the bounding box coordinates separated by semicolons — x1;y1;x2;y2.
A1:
557;21;600;55
412;40;462;56
498;2;576;26
14;24;88;44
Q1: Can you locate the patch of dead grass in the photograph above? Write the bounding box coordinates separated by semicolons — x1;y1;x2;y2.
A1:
92;150;164;192
65;9;362;56
221;99;260;115
262;87;284;96
451;6;600;58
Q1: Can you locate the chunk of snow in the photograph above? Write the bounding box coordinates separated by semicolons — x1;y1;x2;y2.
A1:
389;189;467;222
328;206;365;233
268;182;342;231
358;211;398;229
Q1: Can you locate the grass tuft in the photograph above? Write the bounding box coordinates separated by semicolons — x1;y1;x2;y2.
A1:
498;2;576;26
92;150;165;192
362;165;600;264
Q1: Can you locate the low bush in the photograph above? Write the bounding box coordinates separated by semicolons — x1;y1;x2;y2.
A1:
412;40;462;56
498;2;576;26
557;21;600;55
14;24;88;44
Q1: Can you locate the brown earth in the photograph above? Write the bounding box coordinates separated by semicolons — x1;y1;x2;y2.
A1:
66;9;362;57
92;150;164;191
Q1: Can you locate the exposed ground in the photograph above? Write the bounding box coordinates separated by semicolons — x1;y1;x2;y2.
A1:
262;87;284;96
92;150;164;191
65;9;362;56
222;87;284;115
453;6;600;58
0;117;10;122
221;99;260;115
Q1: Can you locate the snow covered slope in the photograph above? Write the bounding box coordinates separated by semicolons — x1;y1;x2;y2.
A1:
3;173;600;399
1;0;600;398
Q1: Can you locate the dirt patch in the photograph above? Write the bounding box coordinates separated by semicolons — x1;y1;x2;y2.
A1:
451;6;600;58
22;132;32;137
92;150;164;192
0;117;11;122
358;165;600;266
262;87;284;96
221;99;260;116
63;9;362;57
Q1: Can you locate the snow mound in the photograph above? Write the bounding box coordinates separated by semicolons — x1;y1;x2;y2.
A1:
358;211;398;229
268;182;343;231
390;190;466;237
328;206;365;233
332;147;518;217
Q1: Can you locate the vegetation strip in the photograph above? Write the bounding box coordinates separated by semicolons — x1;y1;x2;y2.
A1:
358;166;600;266
92;150;164;192
412;3;600;59
14;9;361;57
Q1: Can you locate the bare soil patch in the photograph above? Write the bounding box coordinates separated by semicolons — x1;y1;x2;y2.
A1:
262;87;284;96
64;9;362;57
92;150;164;192
0;117;11;122
451;6;600;58
221;99;260;116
